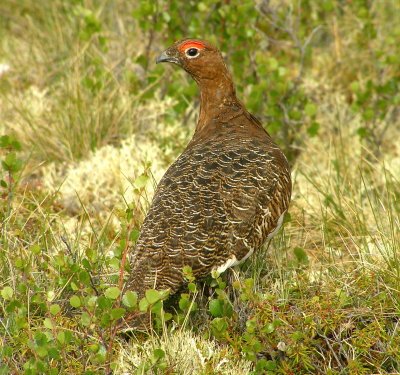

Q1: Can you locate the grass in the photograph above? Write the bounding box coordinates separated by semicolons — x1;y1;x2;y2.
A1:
1;0;400;374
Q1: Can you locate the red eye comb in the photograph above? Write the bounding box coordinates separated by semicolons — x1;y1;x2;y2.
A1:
179;41;206;52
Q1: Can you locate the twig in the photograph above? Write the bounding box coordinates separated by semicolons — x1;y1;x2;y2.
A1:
60;236;74;259
105;207;137;374
319;333;345;370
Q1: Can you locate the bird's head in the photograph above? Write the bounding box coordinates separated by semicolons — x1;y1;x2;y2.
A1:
156;38;228;82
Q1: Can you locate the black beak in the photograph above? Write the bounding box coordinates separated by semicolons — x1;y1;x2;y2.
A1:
156;51;179;64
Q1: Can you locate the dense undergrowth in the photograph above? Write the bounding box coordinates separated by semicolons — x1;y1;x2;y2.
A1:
1;0;400;374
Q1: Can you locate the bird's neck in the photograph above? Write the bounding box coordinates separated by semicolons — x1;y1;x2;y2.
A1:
196;72;239;133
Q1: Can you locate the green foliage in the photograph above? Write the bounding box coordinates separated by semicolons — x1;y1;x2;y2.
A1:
0;174;147;373
293;247;309;265
208;275;233;321
133;348;169;374
198;270;400;374
139;289;170;321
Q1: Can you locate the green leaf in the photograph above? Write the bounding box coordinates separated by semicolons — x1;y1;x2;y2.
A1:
139;297;149;312
268;57;279;70
98;296;112;310
362;108;375;121
100;312;111;327
294;247;309;264
255;359;267;371
134;174;149;188
70;295;81;308
48;347;60;360
1;286;13;300
0;179;7;188
47;290;55;302
183;265;195;281
145;289;161;304
357;126;370;138
0;135;10;147
266;360;277;370
209;299;223;317
57;331;65;344
64;331;73;344
198;2;208;12
10;158;22;173
11;140;22;151
111;308;126;320
210;317;228;335
153;348;165;360
163;312;173;321
79;270;91;285
105;287;120;300
129;228;140;242
307;122;320;136
289;109;302;121
246;318;257;333
44;318;53;329
81;311;91;326
161;12;171;23
89;343;100;353
150;300;163;315
188;283;197;292
262;323;275;334
35;346;48;358
256;359;277;371
50;304;61;315
82;257;91;270
179;294;190;311
87;296;97;307
122;291;138;308
16;316;27;329
30;245;41;254
350;81;360;93
305;103;317;117
4;152;16;167
37;360;47;372
34;331;48;345
108;257;120;270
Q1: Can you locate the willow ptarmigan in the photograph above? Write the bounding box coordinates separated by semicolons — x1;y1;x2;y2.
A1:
128;38;291;327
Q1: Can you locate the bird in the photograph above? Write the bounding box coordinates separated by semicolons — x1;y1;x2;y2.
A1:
127;38;292;329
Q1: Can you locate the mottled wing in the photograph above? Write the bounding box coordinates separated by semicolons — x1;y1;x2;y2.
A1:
217;136;291;269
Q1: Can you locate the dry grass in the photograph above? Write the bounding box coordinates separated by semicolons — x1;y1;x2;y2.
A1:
115;329;252;374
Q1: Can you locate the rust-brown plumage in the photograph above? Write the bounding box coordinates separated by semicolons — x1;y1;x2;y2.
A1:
128;39;291;328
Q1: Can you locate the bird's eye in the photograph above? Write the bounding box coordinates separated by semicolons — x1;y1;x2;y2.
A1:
185;47;199;58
